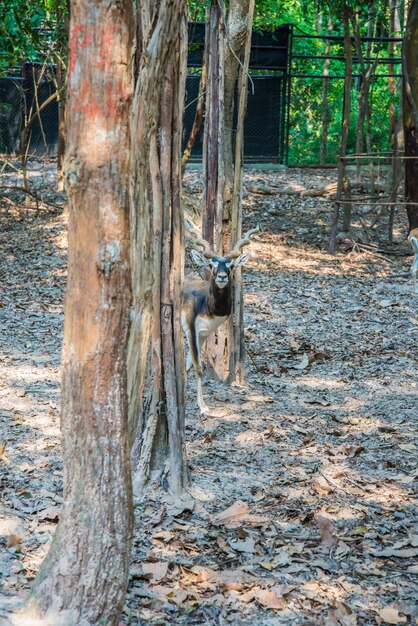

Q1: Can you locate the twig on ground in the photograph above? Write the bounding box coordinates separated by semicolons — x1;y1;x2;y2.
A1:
0;185;63;211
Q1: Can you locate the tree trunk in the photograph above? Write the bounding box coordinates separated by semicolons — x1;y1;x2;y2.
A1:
201;1;227;378
56;0;70;192
202;0;254;382
129;0;188;494
403;0;418;231
389;0;401;143
352;4;376;184
25;1;133;624
389;102;404;242
182;62;206;175
223;0;251;223
329;4;353;252
229;0;255;385
319;17;333;166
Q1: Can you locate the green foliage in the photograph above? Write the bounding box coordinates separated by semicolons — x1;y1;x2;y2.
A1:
0;0;67;72
0;0;403;165
286;1;402;164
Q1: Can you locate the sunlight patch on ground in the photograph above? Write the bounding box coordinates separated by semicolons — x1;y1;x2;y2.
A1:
0;362;60;387
297;376;346;389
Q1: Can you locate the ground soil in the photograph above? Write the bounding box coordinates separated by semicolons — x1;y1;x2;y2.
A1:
0;160;417;625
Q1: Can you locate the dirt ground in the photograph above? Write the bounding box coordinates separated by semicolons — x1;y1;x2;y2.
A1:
0;160;417;625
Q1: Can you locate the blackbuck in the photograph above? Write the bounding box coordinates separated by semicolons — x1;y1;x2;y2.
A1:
182;219;259;413
408;228;418;293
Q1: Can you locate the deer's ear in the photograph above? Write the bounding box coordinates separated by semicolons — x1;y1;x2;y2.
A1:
191;249;210;267
410;236;418;253
231;252;250;268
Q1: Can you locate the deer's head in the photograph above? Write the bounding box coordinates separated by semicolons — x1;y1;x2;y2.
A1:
186;219;258;290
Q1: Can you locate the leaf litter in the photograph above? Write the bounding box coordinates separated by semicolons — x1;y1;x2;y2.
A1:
0;160;417;625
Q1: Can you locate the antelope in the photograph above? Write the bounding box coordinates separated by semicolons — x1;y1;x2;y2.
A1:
182;219;259;414
408;228;418;293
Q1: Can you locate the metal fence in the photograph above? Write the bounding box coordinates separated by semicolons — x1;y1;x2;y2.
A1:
0;23;403;166
0;63;58;156
0;23;291;164
288;27;403;165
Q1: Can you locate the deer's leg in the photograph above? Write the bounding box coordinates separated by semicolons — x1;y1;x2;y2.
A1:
182;314;193;372
196;333;210;413
189;328;208;414
412;255;418;294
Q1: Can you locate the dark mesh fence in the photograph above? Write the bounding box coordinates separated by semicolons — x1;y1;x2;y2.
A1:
186;23;291;164
0;75;23;153
0;25;291;162
0;63;58;156
22;63;58;155
183;73;287;163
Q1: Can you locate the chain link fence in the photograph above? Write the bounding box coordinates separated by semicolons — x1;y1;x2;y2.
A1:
1;24;291;164
0;62;58;156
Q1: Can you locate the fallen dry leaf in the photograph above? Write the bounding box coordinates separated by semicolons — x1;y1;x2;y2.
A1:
228;535;255;553
7;534;21;548
188;565;256;590
142;561;169;582
327;602;358;626
371;547;418;559
315;514;339;548
239;586;287;610
146;584;188;605
152;530;175;543
301;580;324;600
378;606;407;624
211;500;267;528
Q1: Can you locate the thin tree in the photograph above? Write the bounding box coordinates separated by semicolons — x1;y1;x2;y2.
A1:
128;0;188;494
182;62;206;175
329;3;353;252
403;0;418;230
201;0;255;383
320;15;333;166
55;0;70;191
388;0;403;242
23;0;134;624
351;2;380;183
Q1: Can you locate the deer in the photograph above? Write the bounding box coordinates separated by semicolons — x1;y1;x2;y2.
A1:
408;228;418;293
182;219;259;414
386;228;418;292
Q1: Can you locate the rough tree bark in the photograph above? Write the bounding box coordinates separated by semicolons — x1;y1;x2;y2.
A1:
24;1;134;624
388;0;401;142
202;0;254;382
329;4;353;252
56;0;70;192
181;62;206;175
388;2;404;243
128;0;188;494
403;0;418;230
201;1;227;377
229;0;255;385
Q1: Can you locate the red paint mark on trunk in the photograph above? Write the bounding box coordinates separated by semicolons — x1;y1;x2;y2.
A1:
97;23;121;71
69;23;92;74
79;80;101;120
